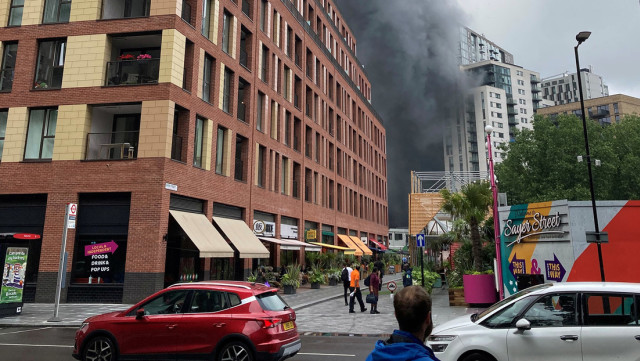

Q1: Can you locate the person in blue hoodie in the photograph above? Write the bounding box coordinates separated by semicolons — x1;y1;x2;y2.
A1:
366;286;440;361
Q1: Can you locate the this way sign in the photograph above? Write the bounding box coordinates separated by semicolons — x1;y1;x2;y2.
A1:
416;234;425;247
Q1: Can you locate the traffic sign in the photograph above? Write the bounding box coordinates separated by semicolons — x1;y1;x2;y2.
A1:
387;281;397;293
416;234;425;247
67;203;78;229
69;203;77;216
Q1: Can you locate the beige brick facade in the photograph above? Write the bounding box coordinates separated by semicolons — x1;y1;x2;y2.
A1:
52;104;91;161
150;0;181;17
69;0;101;22
138;100;175;159
0;1;11;25
209;0;220;44
197;48;204;99
203;118;213;171
158;29;186;87
537;94;640;121
62;34;110;89
218;63;226;110
22;0;44;26
2;107;29;163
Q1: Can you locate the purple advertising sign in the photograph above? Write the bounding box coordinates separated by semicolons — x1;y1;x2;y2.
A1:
545;254;566;282
84;241;118;257
509;254;526;278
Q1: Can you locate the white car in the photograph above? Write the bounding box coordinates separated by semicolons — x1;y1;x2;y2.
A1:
428;282;640;361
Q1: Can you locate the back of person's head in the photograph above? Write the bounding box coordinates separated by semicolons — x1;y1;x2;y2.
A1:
372;267;378;273
394;286;432;333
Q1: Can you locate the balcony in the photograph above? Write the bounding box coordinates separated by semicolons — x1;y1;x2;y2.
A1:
531;84;541;93
0;69;13;91
588;108;610;119
508;116;518;126
530;74;540;83
102;0;150;19
507;106;518;115
106;59;159;86
507;96;517;105
86;131;139;160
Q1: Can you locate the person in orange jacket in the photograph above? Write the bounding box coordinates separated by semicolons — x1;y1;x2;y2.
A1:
349;261;367;313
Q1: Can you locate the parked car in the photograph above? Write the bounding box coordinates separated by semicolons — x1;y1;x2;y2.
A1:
428;282;640;361
73;281;300;361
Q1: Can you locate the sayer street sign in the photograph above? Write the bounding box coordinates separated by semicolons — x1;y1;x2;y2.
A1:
416;234;425;247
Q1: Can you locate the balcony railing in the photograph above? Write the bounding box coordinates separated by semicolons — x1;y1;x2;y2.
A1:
106;59;159;86
0;69;14;91
171;135;183;162
86;131;139;160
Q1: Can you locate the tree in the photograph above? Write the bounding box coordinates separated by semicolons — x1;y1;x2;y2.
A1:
440;181;492;272
495;114;640;204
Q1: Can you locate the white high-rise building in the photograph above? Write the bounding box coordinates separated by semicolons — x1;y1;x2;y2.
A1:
541;68;609;105
444;60;541;173
458;27;514;66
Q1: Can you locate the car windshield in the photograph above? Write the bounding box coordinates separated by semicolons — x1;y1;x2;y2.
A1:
475;283;552;321
256;291;290;311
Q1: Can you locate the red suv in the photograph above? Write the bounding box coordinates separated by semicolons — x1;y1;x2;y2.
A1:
73;281;300;361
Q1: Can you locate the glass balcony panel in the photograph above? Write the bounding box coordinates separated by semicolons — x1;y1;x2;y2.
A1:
86;131;139;160
106;59;159;86
102;0;150;19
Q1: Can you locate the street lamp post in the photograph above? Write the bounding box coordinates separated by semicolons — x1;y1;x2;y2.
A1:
485;125;504;299
575;31;605;282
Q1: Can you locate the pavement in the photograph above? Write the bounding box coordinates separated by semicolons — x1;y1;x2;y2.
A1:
0;272;483;336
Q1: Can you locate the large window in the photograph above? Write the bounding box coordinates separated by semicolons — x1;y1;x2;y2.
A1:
523;293;578;327
257;144;265;187
240;27;250;68
34;39;66;89
0;110;7;160
43;0;71;24
260;45;268;82
222;68;233;113
215;127;226;175
0;43;17;91
234;134;247;181
8;0;24;26
102;0;150;19
584;293;638;326
222;11;232;54
259;0;267;32
237;77;248;122
256;92;265;132
193;116;205;168
241;0;252;19
202;54;213;102
201;0;212;38
24;108;57;160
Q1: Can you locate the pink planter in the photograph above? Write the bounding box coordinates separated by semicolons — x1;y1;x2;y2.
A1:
463;274;497;304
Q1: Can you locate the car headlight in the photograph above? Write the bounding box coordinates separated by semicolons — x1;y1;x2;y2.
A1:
428;335;456;342
79;322;89;331
427;335;457;353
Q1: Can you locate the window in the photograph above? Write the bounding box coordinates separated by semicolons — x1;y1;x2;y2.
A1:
260;45;268;82
202;54;213;102
240;27;250;68
234;134;247;181
259;0;267;32
133;290;189;315
241;0;252;19
24;108;57;160
584;293;638;326
0;43;17;91
257;144;266;187
284;111;291;146
201;0;212;38
8;0;24;26
0;110;7;160
188;290;229;313
281;156;288;194
613;103;619;114
285;26;292;57
523;293;578;327
102;0;150;19
215;127;227;175
284;66;291;100
237;77;248;122
222;11;232;54
43;0;71;23
193;116;205;168
482;295;535;328
256;92;265;131
517;79;525;86
34;39;66;89
222;68;233;113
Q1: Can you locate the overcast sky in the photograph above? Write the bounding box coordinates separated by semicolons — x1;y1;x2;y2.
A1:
455;0;640;97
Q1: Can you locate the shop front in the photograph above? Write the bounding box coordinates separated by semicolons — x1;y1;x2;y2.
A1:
499;200;640;296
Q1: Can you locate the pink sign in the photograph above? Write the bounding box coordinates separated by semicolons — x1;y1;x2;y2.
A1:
84;241;118;257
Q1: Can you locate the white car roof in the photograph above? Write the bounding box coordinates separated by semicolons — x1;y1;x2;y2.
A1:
535;282;640;294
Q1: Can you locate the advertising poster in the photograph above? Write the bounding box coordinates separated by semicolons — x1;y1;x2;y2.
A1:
1;248;29;304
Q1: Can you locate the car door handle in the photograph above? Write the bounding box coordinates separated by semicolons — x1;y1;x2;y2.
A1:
214;323;226;328
635;335;640;341
560;335;578;341
167;324;178;330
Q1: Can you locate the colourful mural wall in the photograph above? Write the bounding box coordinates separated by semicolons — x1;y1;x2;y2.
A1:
499;200;640;296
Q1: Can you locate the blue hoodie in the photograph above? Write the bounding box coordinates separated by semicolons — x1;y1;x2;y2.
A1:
366;330;440;361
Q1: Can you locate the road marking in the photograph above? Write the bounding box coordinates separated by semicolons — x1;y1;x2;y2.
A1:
298;352;355;357
0;343;73;348
0;327;52;336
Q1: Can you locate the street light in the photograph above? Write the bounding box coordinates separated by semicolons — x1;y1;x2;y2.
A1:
485;125;504;299
574;31;606;282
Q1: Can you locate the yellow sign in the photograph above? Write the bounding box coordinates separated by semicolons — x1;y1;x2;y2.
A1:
306;229;316;240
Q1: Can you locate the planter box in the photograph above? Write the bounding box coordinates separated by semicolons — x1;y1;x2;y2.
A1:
311;282;320;289
463;274;497;304
448;288;468;307
394;265;401;273
283;285;296;294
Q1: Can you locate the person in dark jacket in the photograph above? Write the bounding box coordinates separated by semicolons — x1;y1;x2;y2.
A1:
365;286;439;361
374;260;384;290
369;267;380;314
402;263;413;287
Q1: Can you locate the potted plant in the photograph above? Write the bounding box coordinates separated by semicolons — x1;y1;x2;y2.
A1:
328;269;340;286
309;266;324;289
282;264;300;294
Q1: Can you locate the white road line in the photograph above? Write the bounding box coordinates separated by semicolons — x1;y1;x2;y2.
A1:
0;327;52;336
0;343;73;348
298;352;355;357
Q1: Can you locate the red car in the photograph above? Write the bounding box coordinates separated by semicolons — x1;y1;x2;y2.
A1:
73;281;300;361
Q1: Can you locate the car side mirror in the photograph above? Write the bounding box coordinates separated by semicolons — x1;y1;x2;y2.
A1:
136;308;145;320
515;318;531;330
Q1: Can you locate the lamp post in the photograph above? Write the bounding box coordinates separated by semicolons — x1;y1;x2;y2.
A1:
485;125;504;299
575;31;605;282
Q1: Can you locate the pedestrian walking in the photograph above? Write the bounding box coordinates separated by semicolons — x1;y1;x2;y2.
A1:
369;267;380;314
402;263;413;287
365;286;440;361
374;259;384;291
349;262;367;313
341;262;353;306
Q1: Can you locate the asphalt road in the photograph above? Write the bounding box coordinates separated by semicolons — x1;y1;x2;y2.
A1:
0;327;380;360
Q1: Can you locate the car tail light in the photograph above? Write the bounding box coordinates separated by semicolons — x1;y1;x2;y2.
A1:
290;311;296;321
258;318;282;328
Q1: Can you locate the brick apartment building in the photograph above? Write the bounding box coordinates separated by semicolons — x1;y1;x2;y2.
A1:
0;0;388;303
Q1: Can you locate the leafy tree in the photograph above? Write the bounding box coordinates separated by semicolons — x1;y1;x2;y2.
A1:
440;181;492;272
495;114;640;204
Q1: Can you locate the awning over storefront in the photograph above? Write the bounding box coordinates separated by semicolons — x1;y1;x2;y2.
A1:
337;235;363;256
258;237;301;251
169;210;234;258
368;238;388;251
309;242;356;255
348;236;373;256
284;239;321;252
213;217;270;258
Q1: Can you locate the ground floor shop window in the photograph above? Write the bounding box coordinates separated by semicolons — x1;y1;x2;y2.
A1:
164;217;204;287
210;258;234;280
71;237;127;284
